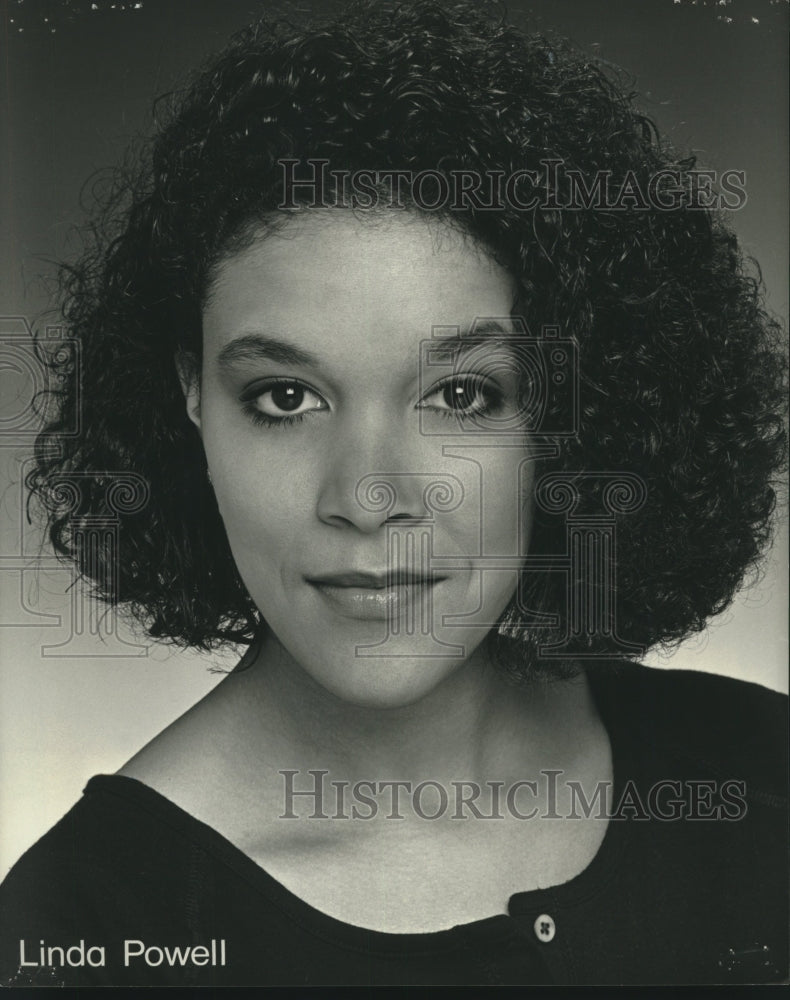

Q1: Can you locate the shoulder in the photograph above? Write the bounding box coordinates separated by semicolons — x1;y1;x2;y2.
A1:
589;663;788;798
0;777;194;985
1;775;202;899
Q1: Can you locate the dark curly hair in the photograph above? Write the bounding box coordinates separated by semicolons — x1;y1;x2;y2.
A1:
27;0;787;668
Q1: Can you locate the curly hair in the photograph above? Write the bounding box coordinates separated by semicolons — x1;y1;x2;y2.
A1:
27;0;787;665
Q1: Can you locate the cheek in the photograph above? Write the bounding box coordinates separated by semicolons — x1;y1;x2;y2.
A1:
457;450;533;554
204;435;318;559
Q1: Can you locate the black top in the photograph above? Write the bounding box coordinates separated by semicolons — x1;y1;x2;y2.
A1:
1;663;787;986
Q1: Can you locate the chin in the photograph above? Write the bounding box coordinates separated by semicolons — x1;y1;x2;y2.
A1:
300;650;474;712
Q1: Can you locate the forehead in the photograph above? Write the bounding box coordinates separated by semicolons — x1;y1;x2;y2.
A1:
202;212;516;361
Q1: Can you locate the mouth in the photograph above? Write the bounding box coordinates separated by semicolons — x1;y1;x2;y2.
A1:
306;569;446;621
307;569;443;588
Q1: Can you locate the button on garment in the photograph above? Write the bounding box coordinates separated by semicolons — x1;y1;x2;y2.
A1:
534;914;556;943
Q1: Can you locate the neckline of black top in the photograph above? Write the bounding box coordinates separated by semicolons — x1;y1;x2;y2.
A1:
83;661;638;953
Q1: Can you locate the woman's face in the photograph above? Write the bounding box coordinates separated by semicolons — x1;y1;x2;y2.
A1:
192;211;533;708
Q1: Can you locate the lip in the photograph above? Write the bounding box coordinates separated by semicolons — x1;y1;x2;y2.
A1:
307;571;445;622
307;569;443;589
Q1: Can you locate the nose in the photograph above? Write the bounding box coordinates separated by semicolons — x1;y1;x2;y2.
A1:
315;420;429;533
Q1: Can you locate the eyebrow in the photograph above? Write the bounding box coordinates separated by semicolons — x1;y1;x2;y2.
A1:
215;320;522;370
215;333;321;370
427;320;523;362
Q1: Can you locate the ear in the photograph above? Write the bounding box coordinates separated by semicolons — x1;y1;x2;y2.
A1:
174;350;202;432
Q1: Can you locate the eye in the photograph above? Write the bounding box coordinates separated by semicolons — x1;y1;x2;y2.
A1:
419;375;503;418
242;379;328;424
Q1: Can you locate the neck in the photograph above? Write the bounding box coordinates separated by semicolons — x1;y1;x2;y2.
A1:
227;633;596;788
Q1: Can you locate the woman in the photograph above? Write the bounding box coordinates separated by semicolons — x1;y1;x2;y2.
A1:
1;0;786;986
